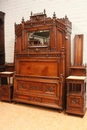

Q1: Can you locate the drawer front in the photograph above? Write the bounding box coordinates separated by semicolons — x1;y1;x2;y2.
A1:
66;106;84;115
15;80;58;97
13;94;62;109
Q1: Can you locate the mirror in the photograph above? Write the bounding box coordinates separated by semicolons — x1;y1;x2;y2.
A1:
28;30;50;47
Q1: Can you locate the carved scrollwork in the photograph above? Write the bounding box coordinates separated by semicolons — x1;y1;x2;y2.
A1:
45;86;55;92
59;74;63;82
30;85;42;91
16;53;62;58
29;96;42;102
20;84;26;89
30;10;47;22
71;98;80;105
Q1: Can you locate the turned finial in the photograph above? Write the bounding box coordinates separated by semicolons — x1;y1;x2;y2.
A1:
31;11;33;16
53;12;56;17
22;17;24;23
44;9;46;14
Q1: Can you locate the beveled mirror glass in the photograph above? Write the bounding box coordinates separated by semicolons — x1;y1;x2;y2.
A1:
28;30;50;47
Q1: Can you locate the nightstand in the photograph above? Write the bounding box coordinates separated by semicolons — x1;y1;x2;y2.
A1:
0;71;14;102
66;76;86;116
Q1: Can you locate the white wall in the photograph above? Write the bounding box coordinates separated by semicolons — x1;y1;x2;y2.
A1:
0;0;87;64
0;0;87;105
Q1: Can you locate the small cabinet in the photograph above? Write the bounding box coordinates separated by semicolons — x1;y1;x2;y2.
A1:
0;71;14;102
66;76;86;116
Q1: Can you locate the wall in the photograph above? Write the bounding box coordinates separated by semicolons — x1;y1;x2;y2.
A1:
0;0;87;64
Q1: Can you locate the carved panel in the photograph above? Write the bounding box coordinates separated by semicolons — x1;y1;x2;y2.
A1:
29;96;42;102
29;82;42;92
68;96;83;107
74;34;84;66
18;60;58;77
17;81;29;91
45;84;56;95
30;10;47;22
2;87;8;95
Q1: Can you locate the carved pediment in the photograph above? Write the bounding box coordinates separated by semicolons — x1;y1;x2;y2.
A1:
30;9;47;22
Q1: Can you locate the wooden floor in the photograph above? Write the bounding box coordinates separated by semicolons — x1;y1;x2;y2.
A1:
0;101;87;130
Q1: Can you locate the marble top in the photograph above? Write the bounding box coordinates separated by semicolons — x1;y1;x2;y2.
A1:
0;71;14;74
66;76;86;80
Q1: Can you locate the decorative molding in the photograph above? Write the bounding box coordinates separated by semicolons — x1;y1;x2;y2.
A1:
67;80;84;84
30;85;42;91
29;96;42;102
16;53;63;58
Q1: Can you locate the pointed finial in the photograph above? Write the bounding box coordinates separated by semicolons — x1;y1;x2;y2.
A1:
22;17;24;23
53;12;56;17
65;15;68;19
31;11;33;16
44;9;46;14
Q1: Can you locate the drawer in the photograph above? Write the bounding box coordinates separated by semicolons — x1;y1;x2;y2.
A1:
66;106;84;115
13;94;61;109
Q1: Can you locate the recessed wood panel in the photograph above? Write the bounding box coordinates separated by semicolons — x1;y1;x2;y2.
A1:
19;61;58;76
56;30;63;51
74;34;83;65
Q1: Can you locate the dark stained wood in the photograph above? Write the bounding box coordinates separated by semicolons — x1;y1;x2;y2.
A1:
13;10;72;110
0;11;5;71
66;76;86;116
66;34;86;116
0;71;14;102
5;63;14;72
70;66;86;76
